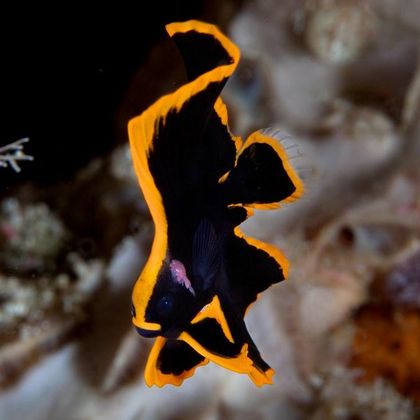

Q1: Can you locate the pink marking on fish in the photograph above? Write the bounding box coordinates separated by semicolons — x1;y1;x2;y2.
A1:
170;259;196;296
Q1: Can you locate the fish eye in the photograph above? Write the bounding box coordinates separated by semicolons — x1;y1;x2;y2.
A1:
157;295;175;316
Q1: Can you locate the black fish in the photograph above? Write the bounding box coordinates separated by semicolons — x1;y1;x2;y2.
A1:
128;20;304;387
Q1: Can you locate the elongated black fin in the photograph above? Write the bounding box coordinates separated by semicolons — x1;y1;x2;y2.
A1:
225;229;288;315
192;219;221;290
164;21;240;113
180;317;274;386
167;21;236;82
188;318;242;357
144;336;207;387
129;21;241;276
220;131;304;209
158;339;206;375
216;292;272;374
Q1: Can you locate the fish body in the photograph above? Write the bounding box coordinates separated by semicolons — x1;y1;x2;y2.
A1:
128;20;303;386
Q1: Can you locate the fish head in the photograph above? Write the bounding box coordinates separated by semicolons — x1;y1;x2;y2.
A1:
132;259;198;339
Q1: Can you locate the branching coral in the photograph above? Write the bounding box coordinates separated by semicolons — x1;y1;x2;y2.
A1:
0;138;33;172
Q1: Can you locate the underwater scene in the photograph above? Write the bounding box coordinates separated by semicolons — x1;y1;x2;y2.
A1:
1;1;420;419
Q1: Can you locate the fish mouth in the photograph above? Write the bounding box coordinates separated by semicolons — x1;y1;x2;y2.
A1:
132;319;161;337
135;327;161;338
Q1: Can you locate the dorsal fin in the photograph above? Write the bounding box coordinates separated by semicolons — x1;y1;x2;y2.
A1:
166;20;239;83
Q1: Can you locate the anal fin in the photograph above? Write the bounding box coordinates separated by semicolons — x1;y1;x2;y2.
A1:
180;317;274;386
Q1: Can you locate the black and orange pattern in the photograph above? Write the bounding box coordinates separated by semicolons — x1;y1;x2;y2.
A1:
128;20;303;387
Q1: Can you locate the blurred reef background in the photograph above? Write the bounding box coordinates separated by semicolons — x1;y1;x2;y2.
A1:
1;1;420;419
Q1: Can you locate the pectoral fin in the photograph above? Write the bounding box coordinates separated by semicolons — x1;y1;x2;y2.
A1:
192;219;221;290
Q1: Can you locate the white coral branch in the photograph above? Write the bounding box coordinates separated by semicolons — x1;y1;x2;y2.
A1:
0;137;34;172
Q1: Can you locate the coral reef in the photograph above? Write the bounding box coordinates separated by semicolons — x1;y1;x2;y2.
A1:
351;306;420;404
0;255;104;387
0;199;67;273
384;249;420;310
309;366;415;420
1;0;420;419
304;0;376;64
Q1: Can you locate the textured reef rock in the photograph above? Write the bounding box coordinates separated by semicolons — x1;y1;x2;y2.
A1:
0;198;105;386
0;199;67;273
0;145;147;389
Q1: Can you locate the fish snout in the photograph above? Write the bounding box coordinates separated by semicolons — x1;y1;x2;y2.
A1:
135;326;161;338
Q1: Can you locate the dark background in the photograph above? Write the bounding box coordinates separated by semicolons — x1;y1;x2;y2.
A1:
0;1;237;187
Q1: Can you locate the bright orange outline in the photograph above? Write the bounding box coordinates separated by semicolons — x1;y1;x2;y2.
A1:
179;332;274;386
129;21;301;388
191;295;235;343
129;20;240;328
145;336;209;387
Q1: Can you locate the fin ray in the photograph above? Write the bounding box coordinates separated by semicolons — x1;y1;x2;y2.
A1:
192;219;221;290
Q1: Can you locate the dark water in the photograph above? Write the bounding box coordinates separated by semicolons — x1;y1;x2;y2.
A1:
0;1;205;187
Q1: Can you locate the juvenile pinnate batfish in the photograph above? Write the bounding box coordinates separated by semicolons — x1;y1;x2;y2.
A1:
128;20;304;387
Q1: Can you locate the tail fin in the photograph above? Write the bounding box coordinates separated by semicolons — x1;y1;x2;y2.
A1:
219;131;304;209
